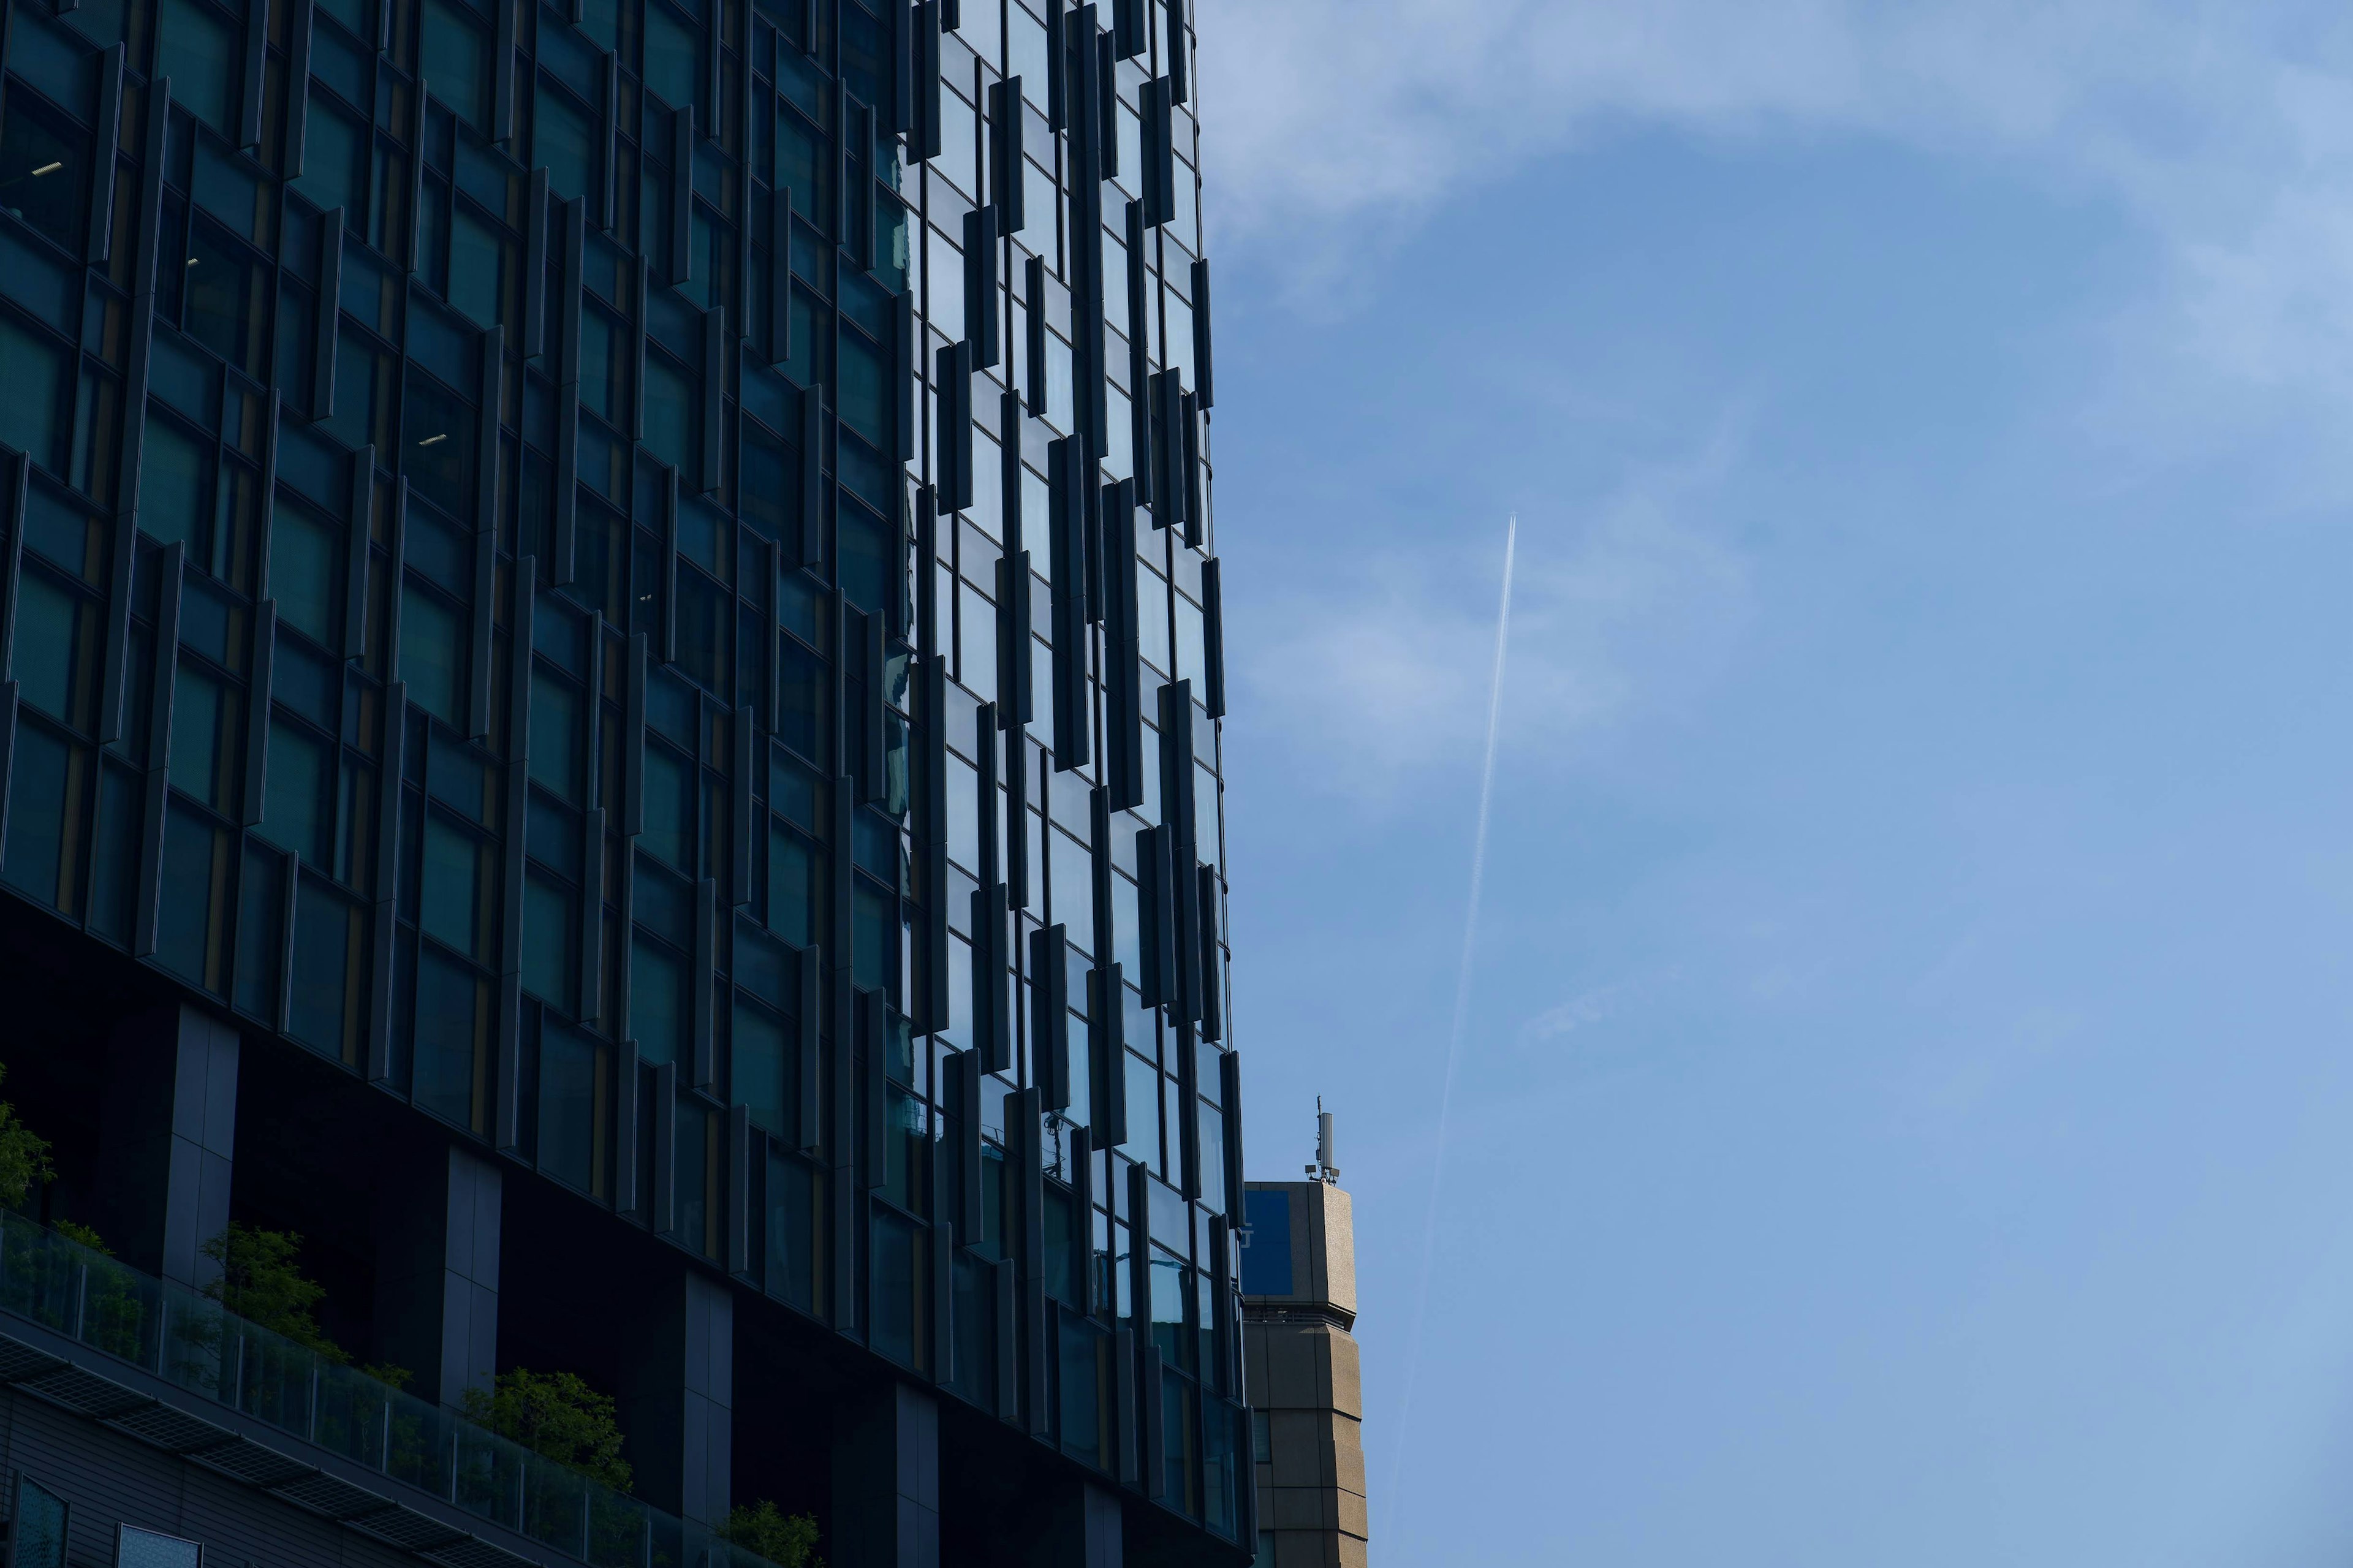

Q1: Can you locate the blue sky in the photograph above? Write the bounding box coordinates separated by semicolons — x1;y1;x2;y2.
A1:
1195;4;2353;1562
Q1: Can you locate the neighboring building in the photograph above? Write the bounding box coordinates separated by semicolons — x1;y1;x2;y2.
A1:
0;0;1245;1562
1240;1161;1368;1568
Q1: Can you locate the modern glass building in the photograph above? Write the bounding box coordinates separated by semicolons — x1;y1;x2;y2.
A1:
0;0;1243;1559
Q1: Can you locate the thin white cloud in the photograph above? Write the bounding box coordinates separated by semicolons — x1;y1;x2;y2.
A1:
1192;1;2353;417
1237;432;1750;801
1517;971;1673;1047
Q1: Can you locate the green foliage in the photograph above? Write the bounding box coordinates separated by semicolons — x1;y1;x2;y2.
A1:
717;1502;824;1568
459;1368;634;1493
202;1222;349;1363
53;1219;108;1252
361;1361;415;1390
0;1063;56;1210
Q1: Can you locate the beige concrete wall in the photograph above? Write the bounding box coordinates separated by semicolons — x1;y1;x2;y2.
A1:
1245;1180;1368;1566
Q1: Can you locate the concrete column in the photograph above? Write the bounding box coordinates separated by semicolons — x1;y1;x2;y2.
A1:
97;1003;239;1289
832;1380;940;1568
374;1144;502;1407
1025;1479;1123;1568
617;1269;735;1526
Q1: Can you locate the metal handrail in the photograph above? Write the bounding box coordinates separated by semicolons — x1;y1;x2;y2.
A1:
0;1211;773;1568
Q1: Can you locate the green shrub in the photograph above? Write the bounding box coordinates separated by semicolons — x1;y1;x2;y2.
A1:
0;1064;56;1210
202;1222;348;1362
459;1368;634;1493
717;1501;824;1568
53;1219;107;1252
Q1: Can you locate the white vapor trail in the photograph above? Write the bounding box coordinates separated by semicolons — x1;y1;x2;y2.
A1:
1382;514;1518;1543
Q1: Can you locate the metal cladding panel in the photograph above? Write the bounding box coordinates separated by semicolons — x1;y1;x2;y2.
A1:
1031;923;1071;1108
1002;717;1029;909
1167;0;1190;102
990;78;1026;232
1025;255;1049;416
964;203;1001;370
1200;556;1227;719
1089;961;1128;1147
917;0;945;158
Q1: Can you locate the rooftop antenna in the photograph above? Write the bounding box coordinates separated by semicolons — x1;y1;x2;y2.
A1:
1306;1096;1339;1184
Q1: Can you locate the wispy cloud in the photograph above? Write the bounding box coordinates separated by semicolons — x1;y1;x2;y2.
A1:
1194;1;2353;425
1517;971;1677;1047
1237;429;1751;801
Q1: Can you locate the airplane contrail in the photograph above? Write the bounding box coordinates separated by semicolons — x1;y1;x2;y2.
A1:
1382;513;1518;1542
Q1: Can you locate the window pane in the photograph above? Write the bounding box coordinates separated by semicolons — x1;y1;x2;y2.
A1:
184;221;270;377
643;3;699;109
168;661;237;811
675;1098;712;1255
522;869;577;1005
778;113;825;225
138;417;214;553
766;822;813;945
292;100;365;219
403;365;479;522
675;569;729;693
270;502;344;646
449;203;504;328
732;998;789;1137
421;0;491;131
259;720;331;867
157;0;240;135
234;841;284;1019
422;814;487;958
631;932;684;1065
0;97;91;253
642;745;692;871
156;798;225;991
414;941;487;1129
2;721;75;909
778;638;824;759
539;1017;600;1189
528;671;583;802
290;875;362;1058
13;570;94;729
839;328;884;447
643;354;696;474
854;882;889;993
400;586;466;725
537;88;596;203
1050;827;1092;939
0;311;70;474
11;1475;68;1568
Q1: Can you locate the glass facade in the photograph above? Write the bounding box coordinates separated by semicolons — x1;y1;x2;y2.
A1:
0;0;1238;1541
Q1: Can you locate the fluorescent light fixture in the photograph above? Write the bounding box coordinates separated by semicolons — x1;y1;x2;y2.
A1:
419;433;448;446
29;162;62;177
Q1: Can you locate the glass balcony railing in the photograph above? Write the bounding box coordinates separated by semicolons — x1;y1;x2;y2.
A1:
0;1211;772;1568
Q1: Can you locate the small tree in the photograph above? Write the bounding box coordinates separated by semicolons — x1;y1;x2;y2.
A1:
53;1219;108;1252
202;1223;348;1362
717;1501;824;1568
362;1361;415;1390
460;1368;634;1493
0;1063;56;1210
